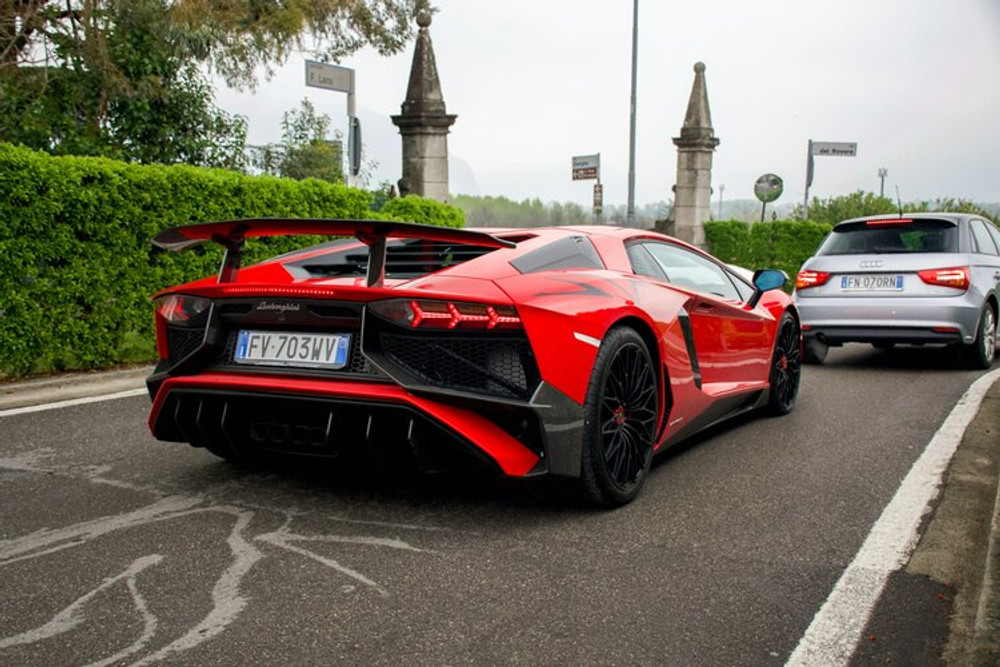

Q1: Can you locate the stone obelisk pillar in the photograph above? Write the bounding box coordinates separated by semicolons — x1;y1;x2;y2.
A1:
390;12;456;202
671;62;720;247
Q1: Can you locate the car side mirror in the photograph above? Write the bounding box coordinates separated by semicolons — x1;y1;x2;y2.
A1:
748;269;788;308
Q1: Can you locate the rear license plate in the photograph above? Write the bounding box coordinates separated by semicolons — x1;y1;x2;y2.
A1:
234;330;350;370
840;274;904;291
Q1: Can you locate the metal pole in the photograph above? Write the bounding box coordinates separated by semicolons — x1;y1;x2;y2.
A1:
803;140;812;220
718;183;724;219
347;83;357;189
626;0;638;227
878;167;887;197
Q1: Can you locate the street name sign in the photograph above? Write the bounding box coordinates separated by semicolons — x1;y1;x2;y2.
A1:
810;141;857;157
305;60;354;93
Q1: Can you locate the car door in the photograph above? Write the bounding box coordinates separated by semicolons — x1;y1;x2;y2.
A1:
632;241;772;387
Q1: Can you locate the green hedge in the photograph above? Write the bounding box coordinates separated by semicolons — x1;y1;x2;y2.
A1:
0;143;464;378
705;219;832;280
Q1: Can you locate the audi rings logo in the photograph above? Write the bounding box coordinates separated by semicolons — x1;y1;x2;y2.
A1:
859;259;884;268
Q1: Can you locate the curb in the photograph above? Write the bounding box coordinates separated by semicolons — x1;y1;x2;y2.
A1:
0;366;153;411
974;423;1000;663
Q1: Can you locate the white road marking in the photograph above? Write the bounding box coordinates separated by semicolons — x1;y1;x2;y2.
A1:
0;495;204;566
0;470;439;663
787;367;1000;666
0;388;147;418
0;555;162;650
131;511;264;666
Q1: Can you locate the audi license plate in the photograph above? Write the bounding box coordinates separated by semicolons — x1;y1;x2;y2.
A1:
234;330;350;370
840;274;904;291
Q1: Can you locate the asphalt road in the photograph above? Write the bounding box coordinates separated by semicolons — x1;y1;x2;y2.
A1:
0;344;990;665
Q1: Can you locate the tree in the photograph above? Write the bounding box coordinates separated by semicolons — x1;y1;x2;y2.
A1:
250;99;343;183
793;191;898;223
794;191;997;224
1;0;248;166
168;0;430;89
0;0;424;165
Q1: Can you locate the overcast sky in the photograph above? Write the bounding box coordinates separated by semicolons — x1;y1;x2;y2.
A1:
215;0;1000;210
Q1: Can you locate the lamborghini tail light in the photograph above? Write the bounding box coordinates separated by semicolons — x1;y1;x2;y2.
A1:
370;299;523;330
154;294;211;323
795;270;831;290
918;266;970;290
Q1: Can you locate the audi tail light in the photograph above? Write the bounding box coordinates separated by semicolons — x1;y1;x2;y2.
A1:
918;267;970;290
369;299;523;330
795;270;832;290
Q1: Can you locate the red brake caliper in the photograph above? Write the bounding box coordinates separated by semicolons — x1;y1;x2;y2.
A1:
613;405;626;426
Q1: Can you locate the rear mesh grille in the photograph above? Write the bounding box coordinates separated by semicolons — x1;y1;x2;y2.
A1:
166;327;205;365
380;333;540;401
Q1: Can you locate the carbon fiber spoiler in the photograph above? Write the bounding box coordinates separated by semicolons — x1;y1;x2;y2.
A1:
151;218;516;287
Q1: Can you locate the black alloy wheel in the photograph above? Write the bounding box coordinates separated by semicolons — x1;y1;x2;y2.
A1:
766;312;801;416
580;327;658;507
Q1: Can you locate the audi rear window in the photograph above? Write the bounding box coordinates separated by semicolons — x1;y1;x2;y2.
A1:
817;219;958;255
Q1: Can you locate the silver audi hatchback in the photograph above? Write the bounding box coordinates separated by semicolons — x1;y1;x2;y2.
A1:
793;212;1000;368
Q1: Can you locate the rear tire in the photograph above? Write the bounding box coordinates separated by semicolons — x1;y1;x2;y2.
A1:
962;303;997;370
579;327;658;507
803;338;828;365
766;312;802;416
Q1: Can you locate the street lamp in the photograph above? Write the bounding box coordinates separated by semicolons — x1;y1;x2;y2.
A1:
878;168;888;198
626;0;638;227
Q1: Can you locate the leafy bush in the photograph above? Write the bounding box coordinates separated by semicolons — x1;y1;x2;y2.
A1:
380;196;465;228
0;143;463;378
705;219;832;279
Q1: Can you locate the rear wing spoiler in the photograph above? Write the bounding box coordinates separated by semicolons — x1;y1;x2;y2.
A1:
151;218;516;287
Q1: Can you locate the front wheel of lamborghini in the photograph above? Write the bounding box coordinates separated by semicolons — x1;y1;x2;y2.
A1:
579;327;658;507
766;311;802;416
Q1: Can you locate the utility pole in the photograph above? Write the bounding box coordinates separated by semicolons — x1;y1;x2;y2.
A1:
878;167;888;197
626;0;638;227
717;183;724;219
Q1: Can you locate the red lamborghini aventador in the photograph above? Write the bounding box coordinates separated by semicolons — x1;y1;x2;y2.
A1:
146;219;800;506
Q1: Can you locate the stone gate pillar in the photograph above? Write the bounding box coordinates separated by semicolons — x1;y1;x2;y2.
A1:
671;62;719;247
390;12;456;201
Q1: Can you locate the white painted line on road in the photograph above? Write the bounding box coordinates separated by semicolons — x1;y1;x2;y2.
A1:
787;367;1000;666
0;388;148;418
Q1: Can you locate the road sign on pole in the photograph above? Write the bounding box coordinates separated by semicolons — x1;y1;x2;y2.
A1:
305;60;361;183
754;174;784;222
811;141;857;157
593;183;603;216
803;140;857;218
305;61;354;93
572;154;601;181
